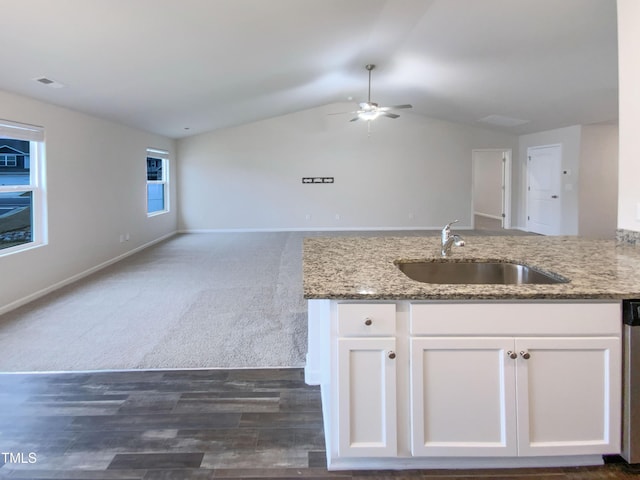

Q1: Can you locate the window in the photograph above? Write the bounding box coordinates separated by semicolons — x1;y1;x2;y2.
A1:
0;155;18;167
146;149;169;215
0;119;46;254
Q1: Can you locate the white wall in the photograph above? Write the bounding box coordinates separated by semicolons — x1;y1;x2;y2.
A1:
517;125;582;234
177;103;518;231
579;124;618;238
0;90;177;313
617;0;640;232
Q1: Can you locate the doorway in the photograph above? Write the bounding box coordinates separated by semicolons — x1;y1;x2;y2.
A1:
472;149;511;231
526;144;562;235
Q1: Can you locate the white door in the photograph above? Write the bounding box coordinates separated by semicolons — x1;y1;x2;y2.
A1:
515;337;621;456
410;337;517;457
526;145;562;235
337;337;397;457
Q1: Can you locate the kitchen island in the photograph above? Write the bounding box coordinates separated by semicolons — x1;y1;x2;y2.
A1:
303;235;640;470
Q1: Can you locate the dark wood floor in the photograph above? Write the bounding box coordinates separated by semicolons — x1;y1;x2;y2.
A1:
0;368;639;479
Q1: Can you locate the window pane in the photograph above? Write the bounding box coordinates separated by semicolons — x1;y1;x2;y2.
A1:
147;157;162;181
0;191;32;250
0;139;30;186
147;184;165;213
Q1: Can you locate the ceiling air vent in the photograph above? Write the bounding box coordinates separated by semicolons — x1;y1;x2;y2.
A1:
478;114;529;127
34;77;65;88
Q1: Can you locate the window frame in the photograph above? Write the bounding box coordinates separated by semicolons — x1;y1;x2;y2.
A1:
146;148;169;217
0;119;46;256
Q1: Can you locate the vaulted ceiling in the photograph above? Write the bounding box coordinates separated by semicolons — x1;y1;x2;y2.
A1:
0;0;618;139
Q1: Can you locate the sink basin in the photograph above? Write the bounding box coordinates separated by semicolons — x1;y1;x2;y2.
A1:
395;260;569;285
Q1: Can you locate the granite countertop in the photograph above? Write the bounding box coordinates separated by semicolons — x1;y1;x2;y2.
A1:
303;235;640;300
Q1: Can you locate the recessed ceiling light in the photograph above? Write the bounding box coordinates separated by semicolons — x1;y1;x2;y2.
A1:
478;114;529;127
33;77;65;89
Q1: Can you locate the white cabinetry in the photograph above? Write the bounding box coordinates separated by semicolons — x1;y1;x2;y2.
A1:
335;303;397;457
410;336;620;457
514;337;620;456
410;337;517;456
409;303;621;459
306;300;622;470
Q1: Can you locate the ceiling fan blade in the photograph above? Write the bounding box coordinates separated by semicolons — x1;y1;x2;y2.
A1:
383;113;400;119
349;117;360;122
380;104;413;111
328;111;359;115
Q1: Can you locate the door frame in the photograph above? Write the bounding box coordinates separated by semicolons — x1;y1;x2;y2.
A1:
471;149;512;230
525;144;562;235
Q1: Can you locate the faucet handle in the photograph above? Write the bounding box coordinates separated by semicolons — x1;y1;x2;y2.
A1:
443;220;459;230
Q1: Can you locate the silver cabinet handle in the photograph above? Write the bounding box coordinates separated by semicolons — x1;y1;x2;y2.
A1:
520;351;531;360
388;351;396;360
364;317;372;326
507;350;517;359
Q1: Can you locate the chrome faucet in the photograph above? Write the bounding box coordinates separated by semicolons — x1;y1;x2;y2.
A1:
441;220;465;257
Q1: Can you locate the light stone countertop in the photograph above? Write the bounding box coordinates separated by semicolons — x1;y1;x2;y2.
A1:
303;235;640;300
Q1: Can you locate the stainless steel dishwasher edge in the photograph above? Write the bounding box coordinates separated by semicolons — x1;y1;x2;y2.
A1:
623;299;640;463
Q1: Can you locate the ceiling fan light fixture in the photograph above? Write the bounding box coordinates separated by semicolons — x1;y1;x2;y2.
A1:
328;64;412;127
358;110;381;121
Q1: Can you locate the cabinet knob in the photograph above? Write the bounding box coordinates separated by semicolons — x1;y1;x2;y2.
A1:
520;351;531;360
364;318;373;326
507;350;517;359
388;351;396;360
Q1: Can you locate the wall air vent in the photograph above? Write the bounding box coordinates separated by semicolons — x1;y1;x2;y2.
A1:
33;77;65;89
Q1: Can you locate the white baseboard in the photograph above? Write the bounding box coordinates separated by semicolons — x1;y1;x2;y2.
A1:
178;225;473;233
326;454;604;471
474;212;503;221
0;231;178;316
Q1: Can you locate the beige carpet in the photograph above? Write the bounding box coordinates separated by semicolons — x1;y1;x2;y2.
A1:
0;233;308;371
0;229;532;372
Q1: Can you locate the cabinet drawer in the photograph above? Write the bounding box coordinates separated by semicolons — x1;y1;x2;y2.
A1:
410;302;621;336
337;303;396;336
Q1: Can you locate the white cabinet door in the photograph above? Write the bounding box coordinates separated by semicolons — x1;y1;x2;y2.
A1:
515;337;621;456
337;337;397;457
410;337;517;456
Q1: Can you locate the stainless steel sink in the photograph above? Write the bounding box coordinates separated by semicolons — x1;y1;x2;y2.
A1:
395;260;569;285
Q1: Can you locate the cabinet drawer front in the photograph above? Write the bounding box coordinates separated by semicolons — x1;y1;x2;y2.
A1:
410;302;621;336
337;303;396;336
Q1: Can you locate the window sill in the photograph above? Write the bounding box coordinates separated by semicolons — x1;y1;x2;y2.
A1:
0;240;47;258
147;210;169;218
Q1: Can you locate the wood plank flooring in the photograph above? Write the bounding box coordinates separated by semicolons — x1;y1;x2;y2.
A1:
0;368;638;479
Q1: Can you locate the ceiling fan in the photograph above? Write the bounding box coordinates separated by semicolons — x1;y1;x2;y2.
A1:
332;64;412;125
